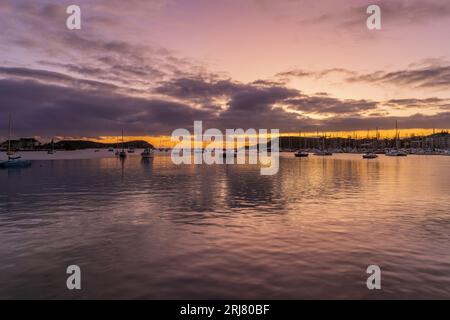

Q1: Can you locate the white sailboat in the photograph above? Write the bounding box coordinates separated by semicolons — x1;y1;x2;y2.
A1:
0;115;31;168
386;121;407;157
314;132;332;156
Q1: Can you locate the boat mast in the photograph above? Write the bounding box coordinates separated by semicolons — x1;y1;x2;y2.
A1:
322;132;326;151
8;114;11;154
395;120;399;150
122;129;125;151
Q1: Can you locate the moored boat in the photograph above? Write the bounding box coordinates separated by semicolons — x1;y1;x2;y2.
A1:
48;138;56;154
141;148;154;159
119;130;127;158
294;150;309;158
314;150;333;156
386;121;407;157
0;156;32;168
363;152;378;159
1;115;32;169
385;150;407;157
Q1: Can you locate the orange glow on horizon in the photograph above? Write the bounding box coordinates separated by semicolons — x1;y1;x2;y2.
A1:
82;128;449;147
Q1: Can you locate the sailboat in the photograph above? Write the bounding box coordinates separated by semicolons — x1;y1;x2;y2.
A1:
314;132;332;156
119;130;127;158
386;121;407;157
141;147;154;159
0;115;32;168
115;138;120;156
47;138;55;155
294;131;309;157
363;130;378;159
363;152;378;159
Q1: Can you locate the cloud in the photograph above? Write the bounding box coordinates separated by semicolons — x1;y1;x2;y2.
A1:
0;73;448;138
346;64;450;89
386;98;450;110
321;112;450;131
278;63;450;91
305;0;450;29
0;66;120;92
286;96;379;115
0;78;212;137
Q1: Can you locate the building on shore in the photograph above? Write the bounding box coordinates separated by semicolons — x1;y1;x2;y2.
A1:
0;138;41;151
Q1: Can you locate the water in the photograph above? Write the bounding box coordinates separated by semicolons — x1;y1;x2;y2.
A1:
0;151;449;299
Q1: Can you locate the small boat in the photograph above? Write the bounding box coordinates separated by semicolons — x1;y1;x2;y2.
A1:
0;156;32;168
294;150;309;158
314;150;333;156
94;149;100;152
1;115;32;168
108;147;114;152
48;138;55;154
314;132;332;156
385;150;407;157
141;148;154;159
119;129;127;158
386;121;407;157
128;148;135;154
363;152;378;159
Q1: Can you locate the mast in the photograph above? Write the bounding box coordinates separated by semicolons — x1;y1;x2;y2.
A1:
395;120;399;150
122;129;125;151
322;132;325;150
8;114;12;154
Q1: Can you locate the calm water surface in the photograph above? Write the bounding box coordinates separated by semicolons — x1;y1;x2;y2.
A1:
0;151;449;299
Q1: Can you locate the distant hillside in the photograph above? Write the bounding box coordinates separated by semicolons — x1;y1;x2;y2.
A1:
41;140;154;150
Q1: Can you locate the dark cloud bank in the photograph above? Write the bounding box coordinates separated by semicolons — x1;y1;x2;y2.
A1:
1;69;449;138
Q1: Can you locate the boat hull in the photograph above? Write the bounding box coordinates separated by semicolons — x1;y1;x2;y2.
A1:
294;153;309;158
0;160;32;168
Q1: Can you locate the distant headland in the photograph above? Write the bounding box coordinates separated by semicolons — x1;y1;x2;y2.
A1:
0;139;154;151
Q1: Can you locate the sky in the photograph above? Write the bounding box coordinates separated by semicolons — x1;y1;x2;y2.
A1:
0;0;449;141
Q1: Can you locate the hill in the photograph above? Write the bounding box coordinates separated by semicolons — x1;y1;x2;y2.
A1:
41;140;154;151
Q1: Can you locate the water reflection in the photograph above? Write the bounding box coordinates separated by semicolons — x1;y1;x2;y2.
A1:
0;153;449;299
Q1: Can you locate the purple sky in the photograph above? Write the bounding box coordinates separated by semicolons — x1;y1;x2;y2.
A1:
0;0;449;138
